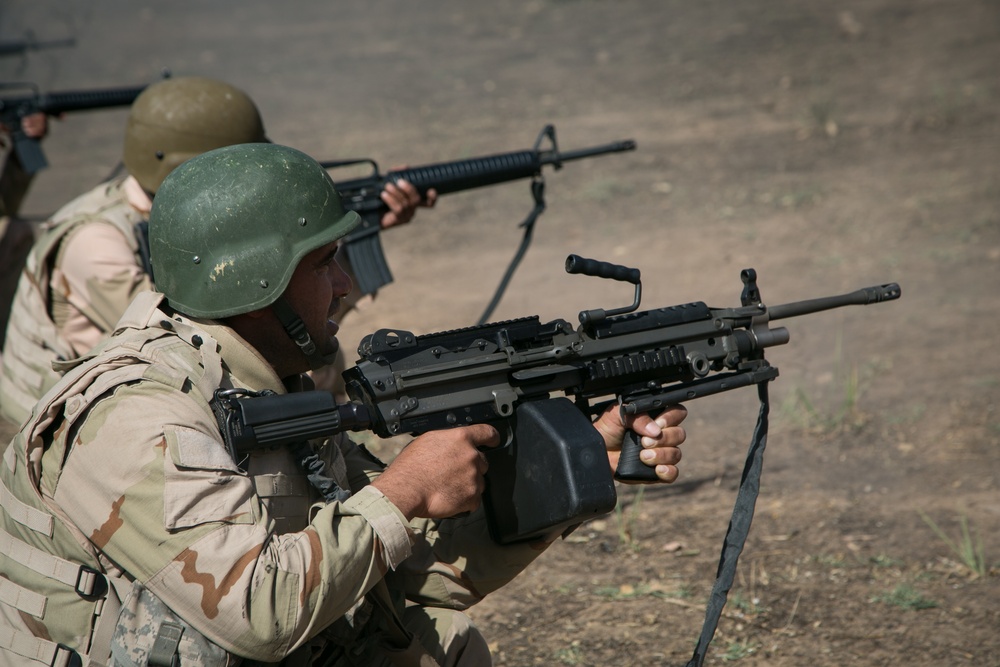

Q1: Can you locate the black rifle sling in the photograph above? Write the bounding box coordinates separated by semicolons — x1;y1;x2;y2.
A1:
477;177;546;325
134;220;153;282
684;381;770;667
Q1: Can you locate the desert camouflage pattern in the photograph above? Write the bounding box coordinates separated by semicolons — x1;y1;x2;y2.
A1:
0;176;150;426
0;291;546;665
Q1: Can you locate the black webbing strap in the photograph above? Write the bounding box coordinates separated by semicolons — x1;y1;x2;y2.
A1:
477;177;546;325
290;440;352;504
684;380;770;666
271;296;335;370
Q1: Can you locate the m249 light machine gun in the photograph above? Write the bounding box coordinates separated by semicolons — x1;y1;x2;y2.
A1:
323;126;636;322
215;255;898;667
214;255;900;546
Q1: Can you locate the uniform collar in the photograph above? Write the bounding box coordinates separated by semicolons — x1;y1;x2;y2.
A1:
117;291;291;395
183;315;288;394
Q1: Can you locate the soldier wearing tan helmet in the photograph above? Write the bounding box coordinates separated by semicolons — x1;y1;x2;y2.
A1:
0;143;687;665
0;76;427;426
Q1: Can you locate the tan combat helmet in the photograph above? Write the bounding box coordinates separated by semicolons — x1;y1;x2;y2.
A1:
122;76;267;194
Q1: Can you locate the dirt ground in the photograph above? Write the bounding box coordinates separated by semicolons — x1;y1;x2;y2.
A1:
2;0;998;665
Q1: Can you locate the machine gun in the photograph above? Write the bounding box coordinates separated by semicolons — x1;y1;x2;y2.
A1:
0;81;151;174
323;125;636;310
213;255;900;545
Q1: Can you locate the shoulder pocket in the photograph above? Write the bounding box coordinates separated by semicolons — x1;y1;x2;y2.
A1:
163;425;255;530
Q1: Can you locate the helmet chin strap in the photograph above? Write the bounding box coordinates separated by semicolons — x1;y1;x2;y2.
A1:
271;297;338;371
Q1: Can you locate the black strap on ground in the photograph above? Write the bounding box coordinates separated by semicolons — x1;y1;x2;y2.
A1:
477;177;546;325
684;380;770;667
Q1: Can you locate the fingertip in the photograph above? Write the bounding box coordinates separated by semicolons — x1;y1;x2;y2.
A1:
478;424;502;447
656;465;677;483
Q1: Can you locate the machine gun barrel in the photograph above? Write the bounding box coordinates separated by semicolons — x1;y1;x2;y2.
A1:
767;283;901;321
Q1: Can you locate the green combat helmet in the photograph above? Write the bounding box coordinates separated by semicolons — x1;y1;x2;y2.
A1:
149;143;360;365
123;76;267;194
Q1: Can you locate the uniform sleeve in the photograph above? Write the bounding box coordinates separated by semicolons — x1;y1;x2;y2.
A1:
337;435;552;611
53;381;411;662
52;221;152;355
389;511;552;611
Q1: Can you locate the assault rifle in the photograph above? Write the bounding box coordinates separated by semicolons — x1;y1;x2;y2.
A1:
213;254;900;545
0;34;75;59
0;81;150;174
322;125;636;304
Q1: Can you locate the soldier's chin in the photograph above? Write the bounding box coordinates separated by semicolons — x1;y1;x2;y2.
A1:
311;337;341;371
323;335;340;358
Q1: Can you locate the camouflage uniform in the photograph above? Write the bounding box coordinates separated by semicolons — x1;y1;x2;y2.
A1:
0;175;151;426
0;290;545;666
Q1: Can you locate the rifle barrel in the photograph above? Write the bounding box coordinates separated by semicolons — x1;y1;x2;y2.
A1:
545;139;637;164
334;138;637;198
36;86;147;114
0;38;75;57
767;283;901;321
385;139;636;195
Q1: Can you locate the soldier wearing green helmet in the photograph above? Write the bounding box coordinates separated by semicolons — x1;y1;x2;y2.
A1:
0;75;429;426
0;142;688;666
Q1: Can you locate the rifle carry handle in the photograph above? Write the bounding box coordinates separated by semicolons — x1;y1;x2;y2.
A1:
565;254;640;284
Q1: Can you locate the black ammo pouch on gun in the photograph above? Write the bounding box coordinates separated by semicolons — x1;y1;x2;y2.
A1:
483;397;617;544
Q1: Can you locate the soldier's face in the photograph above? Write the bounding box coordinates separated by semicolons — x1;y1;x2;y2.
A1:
282;241;354;361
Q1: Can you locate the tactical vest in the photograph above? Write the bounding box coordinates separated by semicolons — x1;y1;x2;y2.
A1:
0;293;424;666
0;178;145;427
0;292;232;666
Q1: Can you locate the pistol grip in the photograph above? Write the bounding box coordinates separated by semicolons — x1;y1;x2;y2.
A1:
13;134;48;175
614;431;659;482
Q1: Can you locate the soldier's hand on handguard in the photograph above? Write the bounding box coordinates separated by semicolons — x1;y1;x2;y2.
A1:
593;404;687;483
372;424;501;520
380;172;438;229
